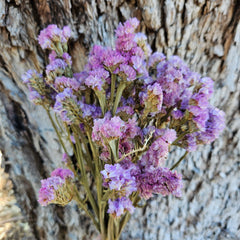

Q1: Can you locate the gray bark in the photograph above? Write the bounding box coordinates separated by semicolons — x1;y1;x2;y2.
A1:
0;0;239;239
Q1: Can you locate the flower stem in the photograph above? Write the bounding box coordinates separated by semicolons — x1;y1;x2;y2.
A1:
45;108;68;154
112;82;126;115
170;151;188;170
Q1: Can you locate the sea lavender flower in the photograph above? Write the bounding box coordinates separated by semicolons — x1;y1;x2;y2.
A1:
117;64;136;81
38;25;71;50
157;56;192;107
92;115;126;143
134;32;152;57
140;82;163;117
197;106;225;144
22;69;42;84
54;88;80;125
139;129;176;168
101;163;137;197
51;168;74;179
62;153;68;164
78;101;102;119
38;176;64;206
103;49;126;71
54;76;81;91
108;197;135;217
115;18;139;52
85;68;109;91
148;52;166;68
38;169;73;206
136;167;183;199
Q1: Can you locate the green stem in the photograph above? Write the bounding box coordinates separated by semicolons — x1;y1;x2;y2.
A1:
170;151;188;170
112;82;126;115
72;126;99;219
110;74;116;107
172;131;190;145
45;108;68;154
73;186;100;231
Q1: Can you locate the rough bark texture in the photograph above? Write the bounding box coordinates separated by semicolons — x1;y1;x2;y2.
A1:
0;0;239;239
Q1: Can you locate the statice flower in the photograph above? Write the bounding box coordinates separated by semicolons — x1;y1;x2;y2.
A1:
38;169;74;207
157;56;192;107
38;25;71;50
54;88;80;125
54;76;81;91
85;67;109;91
115;18;139;52
78;101;102;119
92;115;126;143
136;167;183;199
117;64;136;81
140;129;177;167
103;48;126;71
101;163;137;197
134;32;152;57
38;176;63;206
51;168;74;179
197;106;225;144
140;82;163;117
108;197;135;217
148;52;166;68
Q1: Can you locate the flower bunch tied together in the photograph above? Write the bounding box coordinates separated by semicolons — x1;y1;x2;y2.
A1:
22;19;225;240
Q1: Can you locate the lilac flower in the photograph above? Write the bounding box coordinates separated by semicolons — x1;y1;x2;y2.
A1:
136;167;183;199
108;197;135;217
51;168;74;179
101;163;137;197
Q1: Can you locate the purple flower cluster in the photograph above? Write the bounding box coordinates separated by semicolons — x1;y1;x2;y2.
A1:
53;88;78;124
23;19;225;221
38;25;71;50
136;167;183;199
108;197;135;217
140;128;177;167
101;164;137;197
38;168;74;206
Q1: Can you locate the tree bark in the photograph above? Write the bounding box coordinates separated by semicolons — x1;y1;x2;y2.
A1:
0;0;239;239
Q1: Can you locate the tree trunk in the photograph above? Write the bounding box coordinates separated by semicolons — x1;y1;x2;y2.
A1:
0;0;239;239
